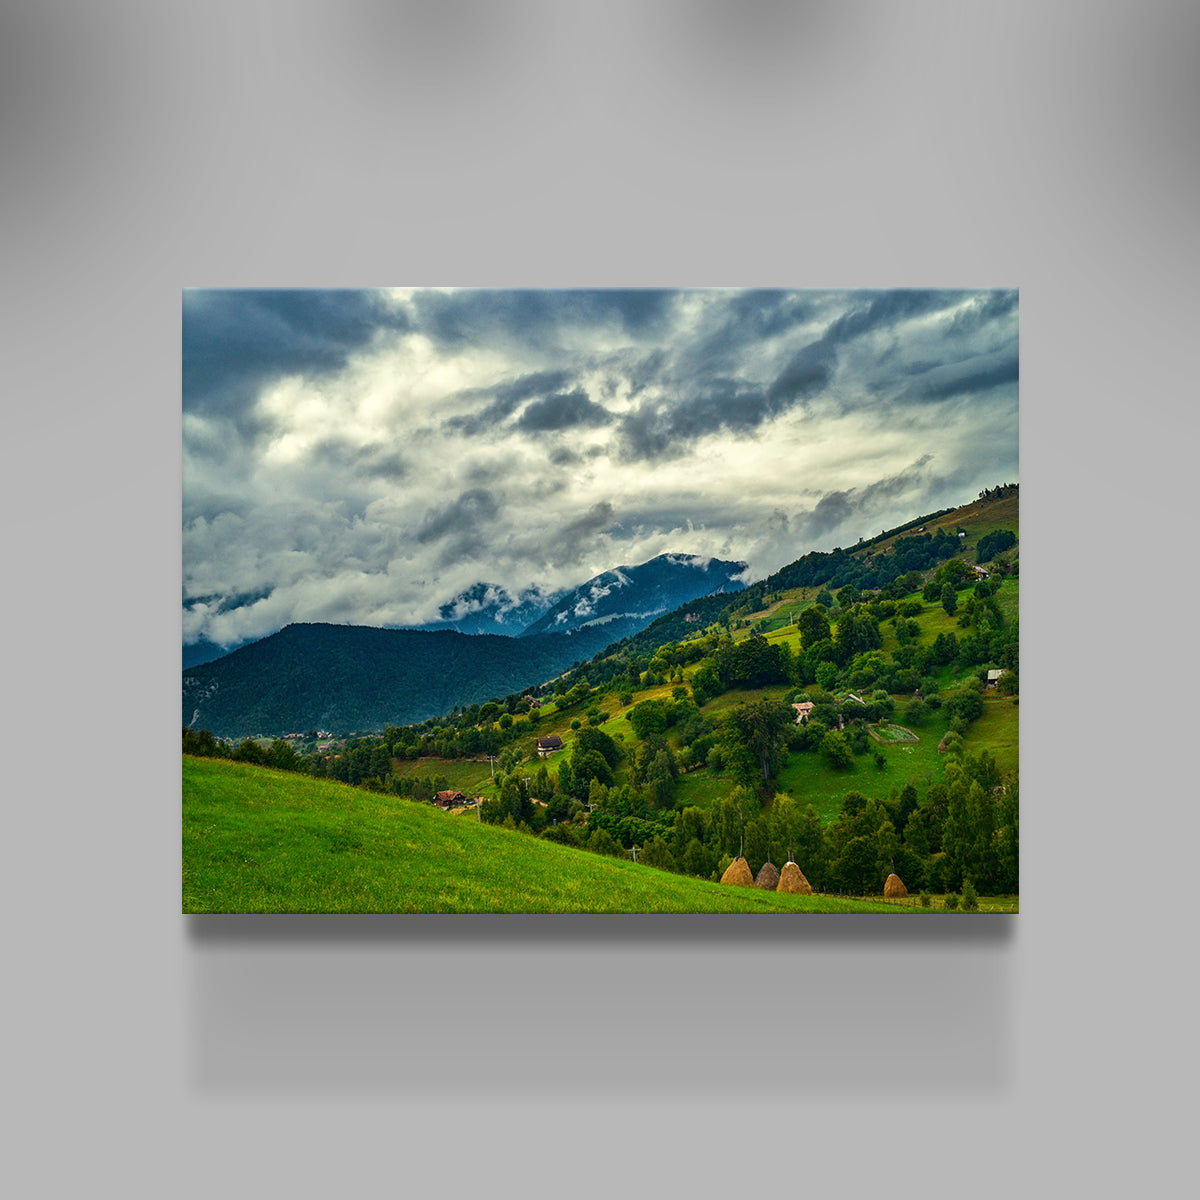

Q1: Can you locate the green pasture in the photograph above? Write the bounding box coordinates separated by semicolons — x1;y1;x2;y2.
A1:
183;757;911;914
993;577;1019;623
672;766;739;810
698;684;792;717
776;712;954;824
968;696;1019;774
387;755;496;795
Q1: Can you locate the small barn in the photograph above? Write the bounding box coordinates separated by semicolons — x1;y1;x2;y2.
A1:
791;701;814;724
536;735;564;757
434;790;467;809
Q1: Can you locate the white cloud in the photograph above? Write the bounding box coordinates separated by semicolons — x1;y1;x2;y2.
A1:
183;288;1018;646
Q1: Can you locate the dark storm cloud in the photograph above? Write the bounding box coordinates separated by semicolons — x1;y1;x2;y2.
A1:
620;348;670;398
526;501;620;564
515;390;613;432
804;490;856;541
802;455;936;542
182;588;272;613
445;369;576;435
765;289;964;406
617;377;805;461
611;290;1012;462
902;350;1020;402
683;290;823;375
547;444;583;467
182;288;409;417
306;437;409;481
557;501;616;542
412;288;677;352
415;488;501;545
354;448;409;481
946;288;1019;336
823;288;961;343
764;342;833;405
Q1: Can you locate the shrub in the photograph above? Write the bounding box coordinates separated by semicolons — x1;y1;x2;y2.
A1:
816;661;839;691
962;878;979;911
919;892;932;908
541;822;581;847
585;826;624;857
943;686;984;725
977;529;1016;563
943;892;960;910
821;730;854;769
939;730;964;757
638;836;677;873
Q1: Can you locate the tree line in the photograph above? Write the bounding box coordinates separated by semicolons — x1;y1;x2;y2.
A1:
474;748;1017;898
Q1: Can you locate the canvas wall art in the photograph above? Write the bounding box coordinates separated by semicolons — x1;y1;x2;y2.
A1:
182;287;1018;913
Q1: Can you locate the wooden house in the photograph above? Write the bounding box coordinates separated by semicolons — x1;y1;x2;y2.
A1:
536;735;564;757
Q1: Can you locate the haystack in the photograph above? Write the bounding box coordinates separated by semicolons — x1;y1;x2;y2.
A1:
884;873;908;898
720;856;755;887
755;860;781;890
777;861;812;895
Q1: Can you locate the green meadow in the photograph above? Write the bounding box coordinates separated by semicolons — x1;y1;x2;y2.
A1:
183;756;912;914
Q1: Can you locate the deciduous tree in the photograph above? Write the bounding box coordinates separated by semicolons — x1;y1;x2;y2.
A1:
725;698;795;787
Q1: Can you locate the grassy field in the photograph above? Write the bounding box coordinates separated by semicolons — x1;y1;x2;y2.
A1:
183;756;920;914
971;695;1019;774
774;717;951;824
386;755;497;795
673;765;740;808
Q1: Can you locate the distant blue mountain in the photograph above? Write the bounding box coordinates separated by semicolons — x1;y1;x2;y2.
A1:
182;621;631;737
183;637;257;670
409;581;563;637
181;553;746;733
520;553;746;639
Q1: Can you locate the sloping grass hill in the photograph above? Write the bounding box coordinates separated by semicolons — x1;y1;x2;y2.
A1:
184;757;908;914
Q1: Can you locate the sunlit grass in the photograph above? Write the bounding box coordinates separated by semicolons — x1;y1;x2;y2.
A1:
184;757;914;914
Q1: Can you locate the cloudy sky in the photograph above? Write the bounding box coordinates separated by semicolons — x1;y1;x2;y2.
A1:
182;287;1018;649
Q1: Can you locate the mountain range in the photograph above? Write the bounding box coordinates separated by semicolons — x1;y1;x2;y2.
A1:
519;554;745;637
182;553;746;735
181;491;1018;739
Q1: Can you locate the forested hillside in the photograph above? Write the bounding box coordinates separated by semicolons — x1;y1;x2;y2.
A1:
182;621;623;736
